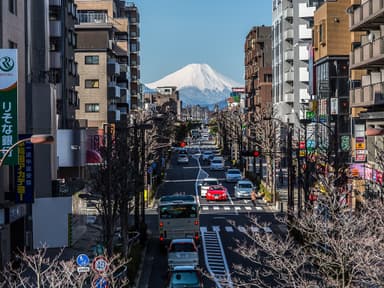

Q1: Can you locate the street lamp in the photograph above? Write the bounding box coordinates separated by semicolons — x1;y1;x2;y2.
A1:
0;134;54;167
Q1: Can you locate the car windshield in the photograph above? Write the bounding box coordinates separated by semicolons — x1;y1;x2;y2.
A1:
228;170;240;174
169;243;196;252
239;183;253;188
212;160;222;164
204;151;212;155
210;185;223;191
170;271;200;287
203;180;218;186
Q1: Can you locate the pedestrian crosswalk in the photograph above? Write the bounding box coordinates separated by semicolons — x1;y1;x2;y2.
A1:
200;225;273;234
200;204;264;213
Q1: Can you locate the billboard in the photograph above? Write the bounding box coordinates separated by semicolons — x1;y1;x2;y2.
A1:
0;49;18;165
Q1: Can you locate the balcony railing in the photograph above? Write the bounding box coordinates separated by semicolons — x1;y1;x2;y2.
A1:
350;82;384;107
350;37;384;69
78;12;108;24
283;29;294;41
284;50;294;61
350;0;384;31
284;71;294;82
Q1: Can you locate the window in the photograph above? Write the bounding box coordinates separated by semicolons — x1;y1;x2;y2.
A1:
9;0;17;15
85;79;99;88
85;103;100;112
8;41;17;49
85;56;99;65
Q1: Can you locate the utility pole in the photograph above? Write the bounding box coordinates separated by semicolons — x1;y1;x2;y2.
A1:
297;128;302;218
287;123;294;220
133;121;140;230
140;124;147;243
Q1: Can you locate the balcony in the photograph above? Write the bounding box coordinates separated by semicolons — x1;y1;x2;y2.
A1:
299;67;309;82
298;3;315;19
49;20;62;37
49;0;62;6
350;82;384;107
299;46;309;61
108;82;121;99
350;0;384;31
284;71;294;82
284;49;294;61
50;51;62;69
283;8;293;20
107;61;120;76
108;107;121;123
283;92;294;103
350;37;384;69
299;24;312;40
283;29;294;41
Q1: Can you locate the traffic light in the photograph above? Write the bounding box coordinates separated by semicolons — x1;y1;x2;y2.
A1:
241;150;261;157
180;141;186;147
253;150;260;157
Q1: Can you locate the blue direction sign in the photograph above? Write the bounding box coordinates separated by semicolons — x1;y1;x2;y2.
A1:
76;254;90;267
93;276;108;288
147;167;153;174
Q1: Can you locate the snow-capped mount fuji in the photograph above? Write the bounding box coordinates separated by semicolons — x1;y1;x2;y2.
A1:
146;63;242;106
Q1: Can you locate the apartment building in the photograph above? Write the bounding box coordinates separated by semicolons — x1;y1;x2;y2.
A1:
348;0;384;190
272;0;315;124
244;26;272;115
74;0;140;129
143;86;182;120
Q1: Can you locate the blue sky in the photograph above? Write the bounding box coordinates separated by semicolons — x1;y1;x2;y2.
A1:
134;0;272;84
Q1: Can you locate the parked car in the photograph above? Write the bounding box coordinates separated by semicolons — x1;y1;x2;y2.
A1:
168;238;199;269
225;168;242;182
234;180;254;199
166;266;203;288
201;150;213;161
199;178;220;197
210;157;225;170
206;185;228;201
177;154;189;164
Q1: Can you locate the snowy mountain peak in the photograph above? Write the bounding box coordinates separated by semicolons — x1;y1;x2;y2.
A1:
146;63;242;106
146;63;241;92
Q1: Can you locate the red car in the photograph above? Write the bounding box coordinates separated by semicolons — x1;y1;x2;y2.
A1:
206;185;228;201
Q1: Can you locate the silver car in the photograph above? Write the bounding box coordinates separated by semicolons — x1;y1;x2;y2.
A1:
168;238;199;269
225;168;242;182
177;154;189;164
234;180;254;199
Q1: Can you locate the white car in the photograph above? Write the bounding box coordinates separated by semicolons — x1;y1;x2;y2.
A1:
177;154;189;164
234;180;254;199
199;178;220;197
201;150;213;161
210;157;224;170
225;168;242;182
167;238;199;269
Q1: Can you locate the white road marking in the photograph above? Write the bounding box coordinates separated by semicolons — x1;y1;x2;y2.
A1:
235;206;241;210
255;206;263;211
224;206;230;210
200;226;208;233
225;226;234;232
250;226;260;233
202;206;209;211
212;226;220;232
244;206;252;210
213;206;220;210
237;226;246;233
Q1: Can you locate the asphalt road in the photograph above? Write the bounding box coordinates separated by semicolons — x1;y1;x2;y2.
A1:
140;147;285;288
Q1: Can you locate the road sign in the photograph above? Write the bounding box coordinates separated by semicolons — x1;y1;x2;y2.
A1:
93;276;108;288
92;256;109;274
77;266;90;273
147;167;153;174
355;142;365;149
76;254;90;267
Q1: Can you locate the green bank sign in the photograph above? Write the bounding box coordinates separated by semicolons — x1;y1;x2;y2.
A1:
0;49;18;165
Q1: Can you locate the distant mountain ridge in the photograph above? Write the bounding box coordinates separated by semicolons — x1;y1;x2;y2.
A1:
146;63;242;106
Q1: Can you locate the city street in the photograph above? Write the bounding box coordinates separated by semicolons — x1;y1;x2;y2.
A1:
139;143;286;287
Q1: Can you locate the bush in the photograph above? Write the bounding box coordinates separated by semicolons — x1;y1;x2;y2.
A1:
259;182;272;202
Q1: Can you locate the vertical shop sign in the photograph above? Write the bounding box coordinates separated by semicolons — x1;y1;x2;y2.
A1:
0;49;18;165
15;134;34;203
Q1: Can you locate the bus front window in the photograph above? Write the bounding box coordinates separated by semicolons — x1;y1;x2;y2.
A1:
160;205;197;219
